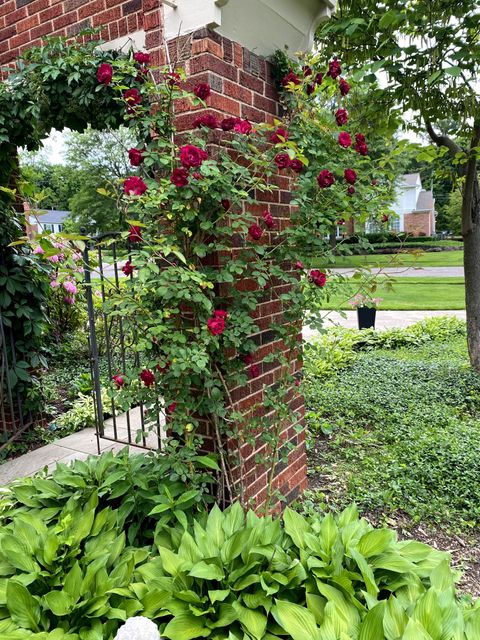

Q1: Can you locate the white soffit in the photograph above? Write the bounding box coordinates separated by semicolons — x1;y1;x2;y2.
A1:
164;0;334;56
97;30;146;52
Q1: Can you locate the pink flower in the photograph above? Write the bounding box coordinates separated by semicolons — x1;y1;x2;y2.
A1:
338;132;352;148
50;280;60;289
233;119;253;134
274;153;290;169
122;260;135;276
112;374;125;388
335;108;348;126
128;148;144;166
270;128;289;143
128;225;143;243
317;170;335;188
193;83;211;100
207;315;226;336
63;280;77;295
289;158;304;173
124;176;147;196
47;254;60;263
133;51;150;65
193;114;219;129
248;224;263;240
309;270;327;287
64;296;75;305
179;145;208;168
281;70;301;86
339;77;350;96
344;168;357;184
262;210;275;228
295;260;304;270
96;63;113;85
295;379;301;387
221;117;240;131
72;252;82;261
249;364;260;378
170;168;189;187
123;88;142;110
327;59;342;79
140;369;156;387
33;245;44;254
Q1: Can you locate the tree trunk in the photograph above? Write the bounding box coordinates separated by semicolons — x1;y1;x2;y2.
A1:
462;168;480;370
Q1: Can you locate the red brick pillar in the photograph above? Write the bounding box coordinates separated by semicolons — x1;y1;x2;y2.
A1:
169;29;307;511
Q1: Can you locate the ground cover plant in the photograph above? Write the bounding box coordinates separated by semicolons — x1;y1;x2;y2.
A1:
304;318;480;593
318;276;465;310
0;449;479;639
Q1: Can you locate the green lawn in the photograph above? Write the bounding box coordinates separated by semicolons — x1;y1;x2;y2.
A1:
314;249;464;268
322;276;465;310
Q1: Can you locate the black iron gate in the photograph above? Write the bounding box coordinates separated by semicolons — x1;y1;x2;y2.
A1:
82;232;164;453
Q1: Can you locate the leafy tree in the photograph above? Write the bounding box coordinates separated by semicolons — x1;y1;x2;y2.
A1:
65;173;121;234
317;0;480;369
64;126;135;178
442;190;463;235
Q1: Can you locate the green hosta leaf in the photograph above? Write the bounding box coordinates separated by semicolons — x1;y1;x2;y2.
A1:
272;599;319;640
283;508;310;549
163;613;211;640
233;601;267;640
208;589;230;604
357;529;395;558
222;501;245;537
159;547;187;576
401;618;434;640
64;562;83;601
372;554;416;573
318;513;338;557
383;596;408;640
413;590;442;640
189;561;225;581
44;590;75;616
359;601;386;640
0;534;39;573
465;607;480;640
206;505;225;550
6;581;41;631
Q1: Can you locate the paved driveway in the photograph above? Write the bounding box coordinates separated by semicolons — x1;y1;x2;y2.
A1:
332;266;464;278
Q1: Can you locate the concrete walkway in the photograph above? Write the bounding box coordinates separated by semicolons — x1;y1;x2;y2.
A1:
0;407;152;486
332;266;464;278
303;309;466;337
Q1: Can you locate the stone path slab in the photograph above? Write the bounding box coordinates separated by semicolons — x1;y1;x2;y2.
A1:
332;266;464;278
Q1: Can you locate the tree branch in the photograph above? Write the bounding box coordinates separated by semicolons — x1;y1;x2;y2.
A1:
425;120;463;157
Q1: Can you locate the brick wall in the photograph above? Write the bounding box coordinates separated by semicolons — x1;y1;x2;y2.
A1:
1;6;307;511
404;211;435;236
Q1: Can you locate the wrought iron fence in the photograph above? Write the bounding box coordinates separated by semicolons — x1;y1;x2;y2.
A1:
0;311;33;450
82;232;164;452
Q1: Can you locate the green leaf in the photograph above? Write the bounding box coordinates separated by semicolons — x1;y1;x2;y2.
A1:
162;613;210;640
383;596;407;640
358;529;395;558
6;581;41;631
273;599;319;640
189;561;224;581
359;602;386;640
283;507;310;549
233;602;267;640
44;590;74;616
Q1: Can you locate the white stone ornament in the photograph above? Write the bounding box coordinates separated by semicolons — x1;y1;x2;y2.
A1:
114;616;161;640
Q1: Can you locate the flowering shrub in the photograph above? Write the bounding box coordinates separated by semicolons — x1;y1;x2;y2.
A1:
16;36;394;507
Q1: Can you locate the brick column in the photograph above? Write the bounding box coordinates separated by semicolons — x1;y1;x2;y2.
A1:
168;28;307;511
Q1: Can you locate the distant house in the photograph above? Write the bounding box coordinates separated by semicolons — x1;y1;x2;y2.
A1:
27;209;70;235
389;173;436;236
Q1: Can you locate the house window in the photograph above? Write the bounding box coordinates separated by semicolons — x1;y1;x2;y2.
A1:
57;224;63;232
389;219;400;232
43;224;54;232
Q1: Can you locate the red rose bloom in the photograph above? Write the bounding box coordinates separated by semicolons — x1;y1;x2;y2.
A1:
295;260;304;270
344;168;357;184
128;148;144;166
274;153;291;169
112;374;124;388
249;364;260;379
124;88;142;109
371;179;378;186
124;176;147;196
295;378;301;387
128;225;143;243
193;114;219;129
338;132;352;148
382;214;389;223
317;170;335;189
327;59;342;79
156;360;171;373
207;315;226;336
309;269;327;287
335;108;348;126
170;167;189;187
234;119;253;134
337;218;345;225
248;224;263;240
164;71;181;87
347;186;356;195
289;158;304;173
166;402;177;414
122;260;135;276
339;77;350;96
221;199;231;210
179;145;208;168
315;72;324;85
306;83;316;96
96;63;113;85
262;210;275;228
140;369;155;387
281;70;301;86
270;128;289;144
213;309;228;319
355;142;369;156
302;65;313;77
133;51;150;65
242;353;254;365
221;117;240;131
194;82;211;99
